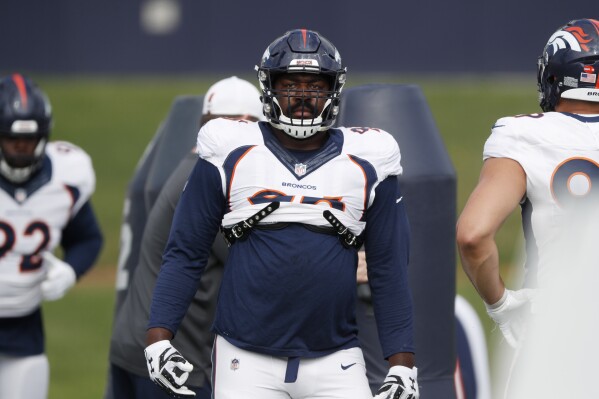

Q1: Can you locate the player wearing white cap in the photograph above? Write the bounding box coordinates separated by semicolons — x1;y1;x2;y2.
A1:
201;76;263;121
105;76;263;399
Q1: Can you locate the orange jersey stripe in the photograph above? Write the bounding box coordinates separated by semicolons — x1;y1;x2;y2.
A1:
228;145;257;207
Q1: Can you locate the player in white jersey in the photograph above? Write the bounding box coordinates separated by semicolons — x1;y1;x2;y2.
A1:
0;74;103;398
456;18;599;395
144;29;419;399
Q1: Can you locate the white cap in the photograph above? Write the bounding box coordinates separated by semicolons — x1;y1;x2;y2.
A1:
202;76;264;120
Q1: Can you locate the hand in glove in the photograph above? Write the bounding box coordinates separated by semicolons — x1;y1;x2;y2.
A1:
373;365;419;399
485;288;536;348
145;340;196;398
41;252;76;301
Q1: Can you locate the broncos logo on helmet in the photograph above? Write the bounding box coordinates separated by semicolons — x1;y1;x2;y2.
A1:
537;19;599;112
545;29;584;55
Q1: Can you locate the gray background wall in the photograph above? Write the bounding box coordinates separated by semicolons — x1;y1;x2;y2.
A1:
1;0;596;75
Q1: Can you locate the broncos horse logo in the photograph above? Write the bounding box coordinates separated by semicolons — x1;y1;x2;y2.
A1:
546;19;599;55
546;29;584;55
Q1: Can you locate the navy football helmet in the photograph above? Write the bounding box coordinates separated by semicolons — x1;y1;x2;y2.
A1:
538;19;599;112
256;29;347;139
0;74;52;183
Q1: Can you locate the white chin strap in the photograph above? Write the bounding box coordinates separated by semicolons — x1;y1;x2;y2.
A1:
561;88;599;102
269;115;327;139
0;138;46;183
268;98;333;140
0;159;36;183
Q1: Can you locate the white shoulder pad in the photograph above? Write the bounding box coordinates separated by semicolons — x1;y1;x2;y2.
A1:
484;116;521;161
483;113;558;161
196;118;263;167
338;126;402;179
46;141;96;214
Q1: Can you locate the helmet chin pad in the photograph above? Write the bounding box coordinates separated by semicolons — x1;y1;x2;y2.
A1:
0;159;38;183
268;118;327;139
268;96;335;139
0;137;47;183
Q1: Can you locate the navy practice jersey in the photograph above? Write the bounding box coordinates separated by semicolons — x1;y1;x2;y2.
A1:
149;120;414;359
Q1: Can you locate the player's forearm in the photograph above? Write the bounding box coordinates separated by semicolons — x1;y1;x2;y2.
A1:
457;233;505;305
60;201;104;278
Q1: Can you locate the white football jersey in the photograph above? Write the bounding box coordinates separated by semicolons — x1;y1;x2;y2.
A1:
484;112;599;287
0;141;95;317
196;119;402;235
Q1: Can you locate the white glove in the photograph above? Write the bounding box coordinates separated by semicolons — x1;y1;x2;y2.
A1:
41;252;77;301
373;365;419;399
144;340;196;398
485;288;536;348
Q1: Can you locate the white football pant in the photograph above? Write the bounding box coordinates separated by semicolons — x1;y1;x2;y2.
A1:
0;353;49;399
212;335;373;398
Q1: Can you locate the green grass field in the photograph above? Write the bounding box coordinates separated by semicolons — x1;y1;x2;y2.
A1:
34;74;540;398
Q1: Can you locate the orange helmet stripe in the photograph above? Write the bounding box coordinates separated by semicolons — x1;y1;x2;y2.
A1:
11;73;28;109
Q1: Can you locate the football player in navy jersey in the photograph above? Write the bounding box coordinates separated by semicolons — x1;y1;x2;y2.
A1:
457;18;599;397
144;29;418;399
0;73;103;398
